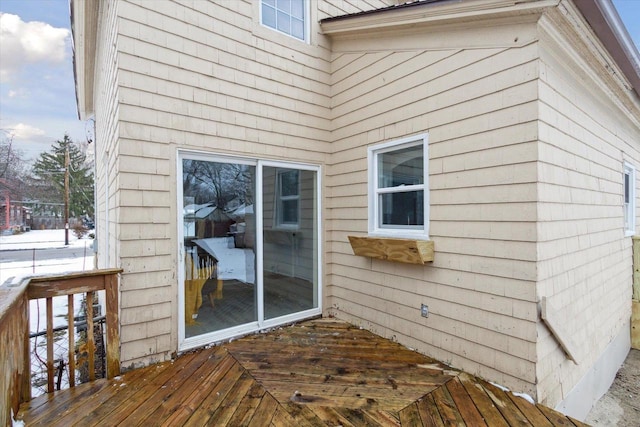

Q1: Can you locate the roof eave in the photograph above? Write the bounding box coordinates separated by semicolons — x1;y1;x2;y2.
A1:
574;0;640;97
70;0;99;120
320;0;560;35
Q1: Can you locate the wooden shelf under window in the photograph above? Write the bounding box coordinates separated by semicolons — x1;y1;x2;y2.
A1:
348;236;434;265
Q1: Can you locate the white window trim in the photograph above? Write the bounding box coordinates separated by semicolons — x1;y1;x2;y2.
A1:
624;161;636;236
259;0;310;43
368;133;429;239
275;168;300;229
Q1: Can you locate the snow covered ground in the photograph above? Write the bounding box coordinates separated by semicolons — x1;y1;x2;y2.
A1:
1;229;100;398
0;229;94;285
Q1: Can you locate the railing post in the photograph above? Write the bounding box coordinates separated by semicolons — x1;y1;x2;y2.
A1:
0;282;30;426
105;272;120;378
21;303;31;403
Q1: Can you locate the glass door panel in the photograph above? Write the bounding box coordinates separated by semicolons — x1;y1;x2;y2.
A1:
182;159;257;337
262;167;318;320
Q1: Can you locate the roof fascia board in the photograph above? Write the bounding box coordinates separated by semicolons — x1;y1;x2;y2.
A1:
320;0;560;35
573;0;640;97
70;0;99;120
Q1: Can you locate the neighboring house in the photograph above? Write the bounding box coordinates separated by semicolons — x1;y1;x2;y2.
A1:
71;0;640;420
0;178;30;231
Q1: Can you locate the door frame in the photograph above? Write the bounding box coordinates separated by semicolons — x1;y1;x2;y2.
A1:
177;150;322;351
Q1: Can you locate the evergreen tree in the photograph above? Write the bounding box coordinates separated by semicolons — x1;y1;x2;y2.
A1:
31;134;94;219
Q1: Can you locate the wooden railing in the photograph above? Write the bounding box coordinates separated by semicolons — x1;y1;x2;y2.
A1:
0;268;122;426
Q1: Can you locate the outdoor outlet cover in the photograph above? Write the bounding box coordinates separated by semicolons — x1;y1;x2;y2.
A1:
421;304;429;317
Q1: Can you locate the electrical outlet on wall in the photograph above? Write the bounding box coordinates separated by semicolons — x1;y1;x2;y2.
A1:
421;304;429;318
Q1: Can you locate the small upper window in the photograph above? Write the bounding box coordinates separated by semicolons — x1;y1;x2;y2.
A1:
277;169;300;228
369;134;429;238
261;0;306;41
624;162;636;236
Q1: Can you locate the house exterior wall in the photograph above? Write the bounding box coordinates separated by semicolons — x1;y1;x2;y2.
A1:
82;0;640;415
91;0;392;369
533;3;640;412
93;1;121;274
325;19;542;398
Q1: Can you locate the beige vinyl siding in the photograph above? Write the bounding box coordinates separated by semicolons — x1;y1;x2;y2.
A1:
326;24;541;394
100;0;393;368
534;10;639;405
93;0;120;271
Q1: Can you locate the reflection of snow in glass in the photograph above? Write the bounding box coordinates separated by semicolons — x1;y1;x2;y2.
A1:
193;237;255;284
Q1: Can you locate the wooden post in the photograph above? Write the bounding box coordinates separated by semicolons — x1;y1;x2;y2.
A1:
86;291;95;381
46;297;54;393
67;295;76;387
105;273;120;379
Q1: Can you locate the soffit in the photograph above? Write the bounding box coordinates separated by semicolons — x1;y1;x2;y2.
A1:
70;0;99;120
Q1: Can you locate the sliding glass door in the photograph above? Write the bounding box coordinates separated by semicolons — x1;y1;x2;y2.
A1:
262;166;318;320
179;154;320;349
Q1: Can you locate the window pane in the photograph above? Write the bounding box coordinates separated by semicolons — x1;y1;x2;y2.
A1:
291;0;304;19
264;0;275;6
262;4;276;28
276;0;291;13
378;144;423;189
291;18;304;40
182;160;257;338
281;200;298;224
280;170;299;196
625;172;630;203
379;190;424;227
277;10;290;33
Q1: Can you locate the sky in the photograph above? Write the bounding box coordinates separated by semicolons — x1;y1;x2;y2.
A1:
0;0;639;165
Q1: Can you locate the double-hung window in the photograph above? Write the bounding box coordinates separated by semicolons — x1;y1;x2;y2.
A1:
624;161;636;236
261;0;307;41
276;169;300;228
369;134;429;238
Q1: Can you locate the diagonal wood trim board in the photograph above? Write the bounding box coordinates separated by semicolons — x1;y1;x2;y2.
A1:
541;296;580;364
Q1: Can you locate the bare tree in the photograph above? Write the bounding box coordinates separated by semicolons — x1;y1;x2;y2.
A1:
183;160;254;209
0;131;28;181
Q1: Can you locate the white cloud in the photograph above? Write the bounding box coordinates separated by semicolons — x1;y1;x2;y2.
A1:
7;122;46;140
0;13;70;82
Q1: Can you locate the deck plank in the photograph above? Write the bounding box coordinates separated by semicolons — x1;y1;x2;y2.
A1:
135;348;229;425
536;404;587;427
277;402;329;427
44;366;150;426
431;382;466;425
248;392;279;426
17;319;588;427
415;394;446;427
159;352;237;426
96;347;214;426
507;392;554;426
399;402;424;427
457;372;509;427
20;379;112;425
445;377;488;426
182;363;252;426
226;382;268;425
480;380;533;426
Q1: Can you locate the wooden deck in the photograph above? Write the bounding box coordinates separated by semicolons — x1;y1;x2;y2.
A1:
17;319;589;426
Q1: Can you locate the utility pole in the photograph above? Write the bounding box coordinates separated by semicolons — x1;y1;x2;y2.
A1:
64;145;70;245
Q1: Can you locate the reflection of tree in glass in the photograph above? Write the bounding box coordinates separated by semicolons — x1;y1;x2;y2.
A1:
183;160;253;210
